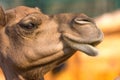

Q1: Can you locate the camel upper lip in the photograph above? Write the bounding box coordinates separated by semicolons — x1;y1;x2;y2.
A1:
63;36;99;56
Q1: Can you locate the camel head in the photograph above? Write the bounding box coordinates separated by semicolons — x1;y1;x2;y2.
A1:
0;6;103;80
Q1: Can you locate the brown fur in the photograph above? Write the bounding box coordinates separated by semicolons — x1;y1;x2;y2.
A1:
0;6;103;80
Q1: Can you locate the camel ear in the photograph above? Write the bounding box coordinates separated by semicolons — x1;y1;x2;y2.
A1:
0;6;6;26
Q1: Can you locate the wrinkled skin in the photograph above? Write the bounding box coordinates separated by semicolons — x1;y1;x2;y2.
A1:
0;6;103;80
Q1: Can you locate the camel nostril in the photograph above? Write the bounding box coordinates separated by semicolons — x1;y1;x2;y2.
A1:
74;17;91;24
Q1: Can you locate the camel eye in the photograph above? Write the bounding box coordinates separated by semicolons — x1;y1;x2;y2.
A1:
19;22;37;30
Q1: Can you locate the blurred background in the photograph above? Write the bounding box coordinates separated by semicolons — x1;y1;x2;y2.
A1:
0;0;120;80
0;0;120;16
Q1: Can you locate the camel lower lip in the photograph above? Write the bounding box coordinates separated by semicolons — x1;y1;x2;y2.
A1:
63;37;98;56
71;44;98;56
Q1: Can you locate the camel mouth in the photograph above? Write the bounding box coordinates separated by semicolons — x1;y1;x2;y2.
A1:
63;37;99;56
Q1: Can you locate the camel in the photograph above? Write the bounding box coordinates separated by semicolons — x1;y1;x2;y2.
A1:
0;6;103;80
